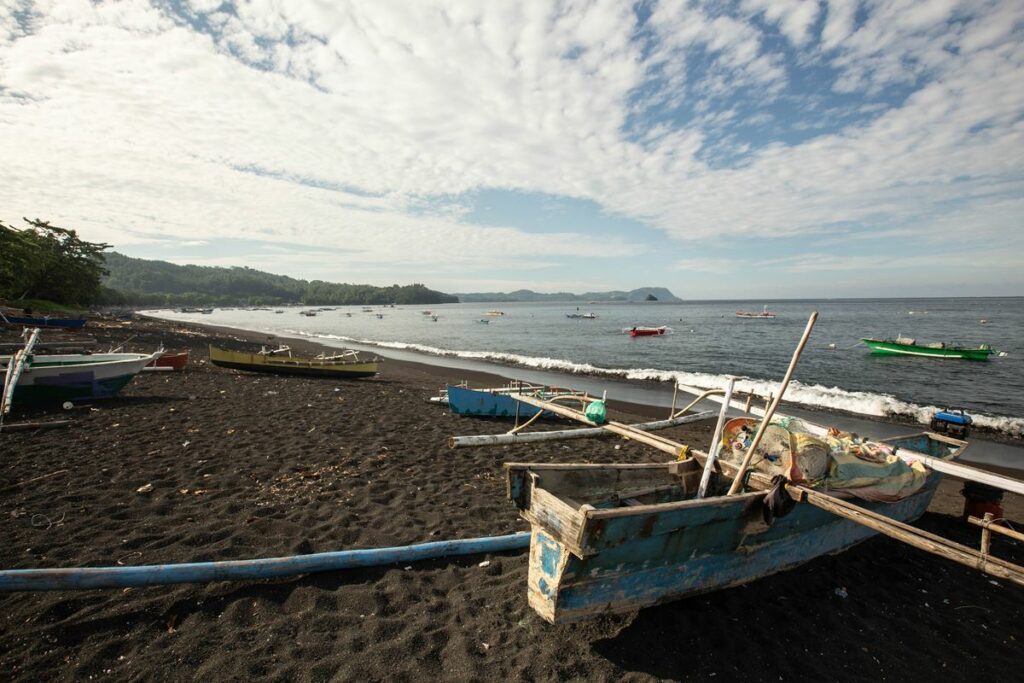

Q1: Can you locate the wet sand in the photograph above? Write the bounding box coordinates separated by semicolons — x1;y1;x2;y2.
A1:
0;317;1021;681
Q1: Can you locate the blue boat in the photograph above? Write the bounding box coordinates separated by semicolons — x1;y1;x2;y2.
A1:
1;315;87;330
446;384;551;418
505;432;966;623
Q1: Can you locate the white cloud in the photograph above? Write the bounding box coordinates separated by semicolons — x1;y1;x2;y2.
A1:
0;0;1021;292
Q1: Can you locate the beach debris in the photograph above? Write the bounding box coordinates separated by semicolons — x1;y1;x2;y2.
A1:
478;560;490;568
835;586;848;598
61;401;73;410
136;483;154;494
182;441;190;448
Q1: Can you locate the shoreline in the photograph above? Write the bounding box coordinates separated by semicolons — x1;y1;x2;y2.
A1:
164;315;1024;456
1;316;1021;681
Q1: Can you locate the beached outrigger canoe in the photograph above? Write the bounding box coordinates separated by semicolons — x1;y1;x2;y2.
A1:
208;345;380;378
1;350;161;406
444;383;583;418
0;312;87;330
505;429;965;623
862;336;996;361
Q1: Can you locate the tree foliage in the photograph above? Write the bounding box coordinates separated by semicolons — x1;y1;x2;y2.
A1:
0;218;111;305
101;252;459;306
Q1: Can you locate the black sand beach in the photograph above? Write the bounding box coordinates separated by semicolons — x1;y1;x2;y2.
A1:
1;317;1021;681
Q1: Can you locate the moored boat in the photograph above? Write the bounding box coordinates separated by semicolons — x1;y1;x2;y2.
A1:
629;326;667;337
208;346;379;378
566;313;598;319
736;305;775;318
861;337;996;361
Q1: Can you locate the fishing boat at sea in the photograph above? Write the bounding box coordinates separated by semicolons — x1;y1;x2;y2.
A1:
0;312;87;330
629;326;667;337
566;313;598;319
485;310;505;316
208;345;380;378
736;305;775;318
861;336;996;361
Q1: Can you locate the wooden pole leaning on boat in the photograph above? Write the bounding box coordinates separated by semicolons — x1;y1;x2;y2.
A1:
727;312;818;495
509;393;689;458
1;328;41;419
787;483;1024;587
698;377;735;498
450;410;718;449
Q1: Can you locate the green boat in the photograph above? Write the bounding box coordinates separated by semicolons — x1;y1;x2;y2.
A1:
861;336;996;361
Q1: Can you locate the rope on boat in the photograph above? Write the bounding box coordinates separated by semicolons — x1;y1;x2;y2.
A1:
0;532;531;592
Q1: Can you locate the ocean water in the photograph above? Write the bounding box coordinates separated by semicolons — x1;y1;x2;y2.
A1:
150;297;1024;439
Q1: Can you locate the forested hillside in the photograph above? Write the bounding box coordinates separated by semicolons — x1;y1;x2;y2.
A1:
101;253;459;306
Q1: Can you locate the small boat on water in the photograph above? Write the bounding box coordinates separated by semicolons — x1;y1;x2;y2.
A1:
1;350;161;405
629;326;667;337
144;350;189;371
300;310;317;317
485;310;505;316
861;337;996;361
477;318;491;324
208;346;380;378
736;305;775;318
566;313;598;319
0;313;87;330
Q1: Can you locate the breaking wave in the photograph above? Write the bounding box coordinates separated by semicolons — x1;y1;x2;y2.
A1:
294;331;1024;439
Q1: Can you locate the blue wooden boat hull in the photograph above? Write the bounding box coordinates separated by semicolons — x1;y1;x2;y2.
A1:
507;456;948;623
3;316;87;329
446;385;548;418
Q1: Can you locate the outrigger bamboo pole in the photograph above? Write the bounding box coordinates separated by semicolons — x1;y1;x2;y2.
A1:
449;410;717;449
727;312;818;495
509;393;690;458
698;377;735;499
1;328;40;418
789;484;1024;587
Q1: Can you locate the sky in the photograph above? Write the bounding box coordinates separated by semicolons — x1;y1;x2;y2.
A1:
1;0;1022;298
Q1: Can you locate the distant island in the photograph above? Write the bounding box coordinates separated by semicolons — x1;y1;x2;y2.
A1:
454;287;681;303
100;252;459;307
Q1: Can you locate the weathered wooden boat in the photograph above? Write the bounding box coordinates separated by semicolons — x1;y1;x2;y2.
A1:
736;305;775;318
1;351;161;405
144;350;189;371
446;384;560;418
0;314;87;330
629;326;666;337
861;337;995;361
506;431;966;623
208;346;379;378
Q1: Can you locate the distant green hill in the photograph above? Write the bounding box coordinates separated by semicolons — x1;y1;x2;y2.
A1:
454;287;681;303
100;252;459;307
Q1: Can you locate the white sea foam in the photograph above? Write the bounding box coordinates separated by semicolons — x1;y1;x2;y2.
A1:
292;330;1024;439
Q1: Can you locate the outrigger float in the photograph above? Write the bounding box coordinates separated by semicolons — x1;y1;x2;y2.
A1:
454;312;1024;623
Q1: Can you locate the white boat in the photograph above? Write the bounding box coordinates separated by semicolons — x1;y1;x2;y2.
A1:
1;351;161;406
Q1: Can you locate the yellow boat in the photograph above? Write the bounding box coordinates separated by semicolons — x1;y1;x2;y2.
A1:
208;346;380;378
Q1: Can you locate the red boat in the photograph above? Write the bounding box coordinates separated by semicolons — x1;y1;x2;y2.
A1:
144;350;189;371
735;305;776;319
629;326;667;337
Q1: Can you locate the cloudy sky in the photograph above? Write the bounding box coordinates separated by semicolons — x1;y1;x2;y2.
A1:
2;0;1022;297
